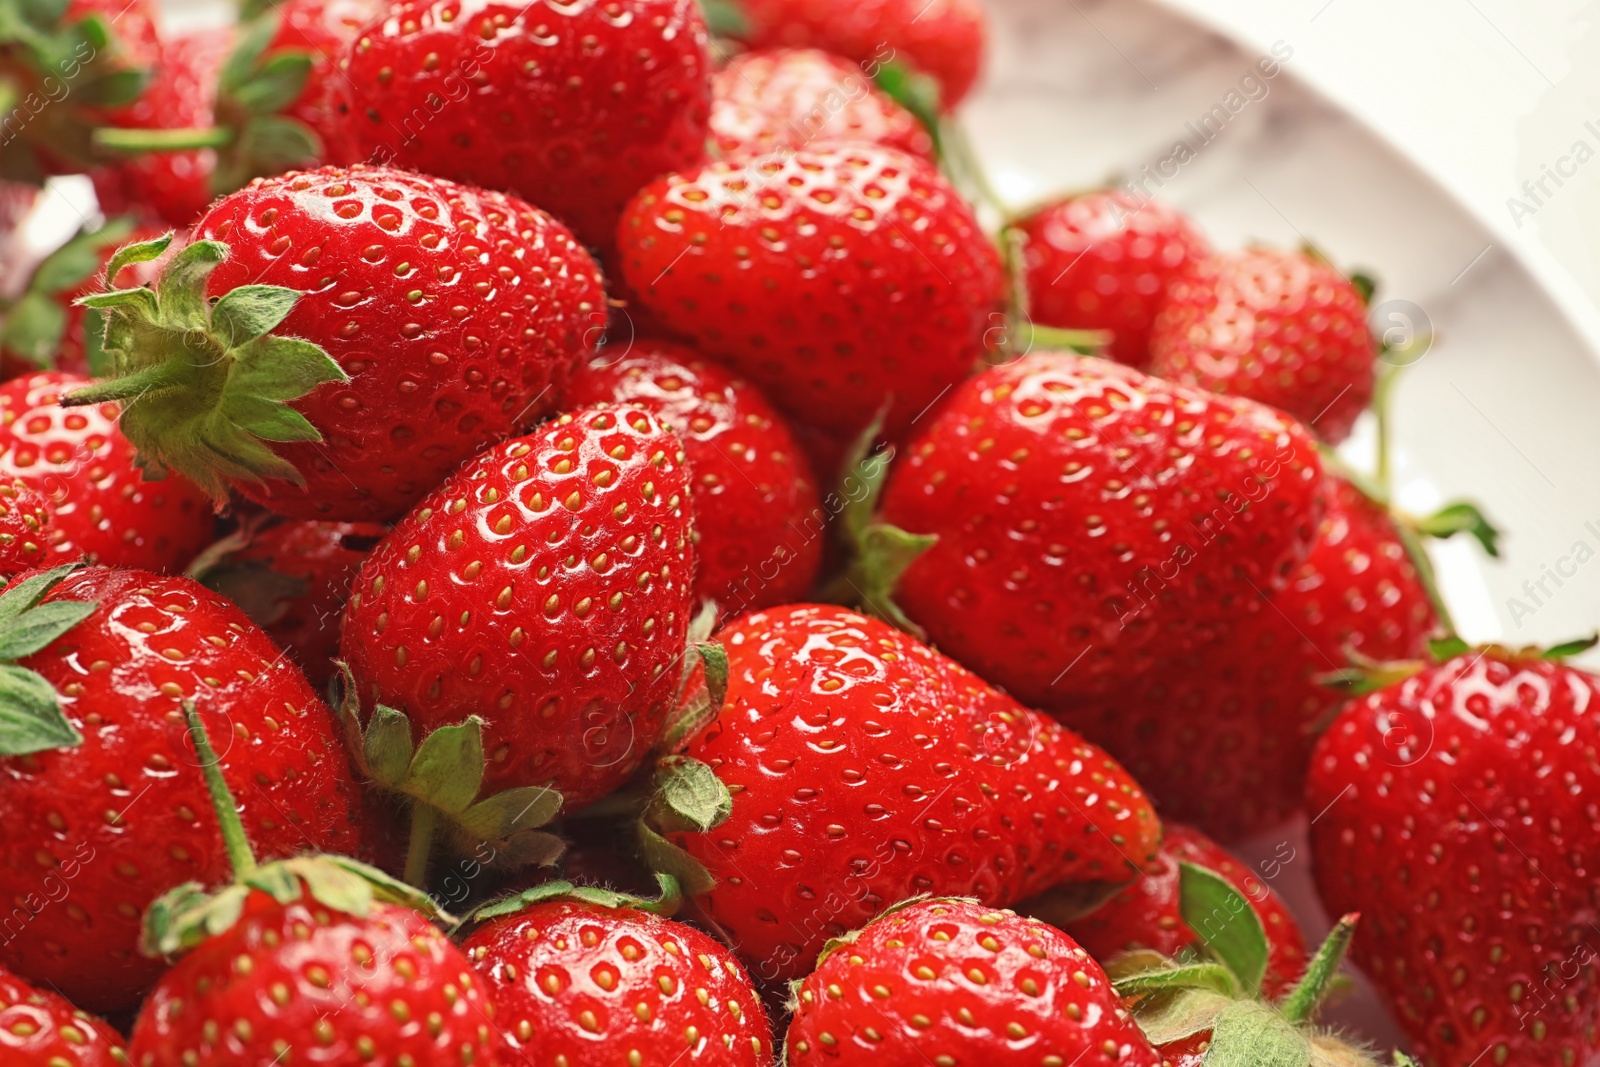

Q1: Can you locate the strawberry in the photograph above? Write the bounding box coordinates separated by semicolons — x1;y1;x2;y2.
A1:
785;897;1163;1067
1062;822;1307;999
651;603;1161;985
1054;472;1441;840
0;217;163;378
339;406;694;879
0;479;53;575
0;565;377;1013
563;339;823;619
710;48;934;161
0;961;128;1066
1013;190;1211;369
729;0;988;110
1149;247;1377;445
128;704;503;1067
0;371;214;571
462;878;775;1066
0;0;160;181
68;165;604;521
865;352;1324;708
1308;646;1600;1067
340;0;712;252
268;0;387;165
617;144;1003;444
195;517;387;687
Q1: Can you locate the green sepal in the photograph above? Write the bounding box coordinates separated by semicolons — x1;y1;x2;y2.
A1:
65;235;346;504
0;292;67;368
1178;861;1270;994
1543;633;1600;660
649;755;732;833
468;872;682;925
195;561;308;628
1127;988;1234;1046
1411;501;1501;558
0;563;95;755
1427;636;1472;662
1391;1056;1421;1067
32;218;138;293
1202;1001;1312;1067
140;854;451;958
1348;271;1377;305
661;610;730;753
853;523;937;637
363;705;415;786
635;821;716;897
105;232;174;284
406;717;486;814
874;59;943;154
1278;913;1358;1024
695;0;748;37
0;216;138;368
1113;961;1240;999
457;786;564;841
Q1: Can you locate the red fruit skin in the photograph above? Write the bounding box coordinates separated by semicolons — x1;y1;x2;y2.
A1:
563;340;823;619
787;899;1163;1067
341;406;694;810
710;48;934;161
617;145;1004;444
130;894;501;1066
341;0;711;252
735;0;987;110
0;480;53;575
0;963;126;1066
1016;191;1211;369
464;899;774;1066
90;28;233;229
1056;473;1438;841
1065;822;1308;999
196;165;604;521
0;567;376;1013
878;353;1325;708
271;0;387;164
0;372;213;572
1149;248;1376;444
673;604;1162;985
230;519;388;687
1310;653;1600;1067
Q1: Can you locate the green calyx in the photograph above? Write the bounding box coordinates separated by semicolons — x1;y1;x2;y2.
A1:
90;9;321;196
0;0;154;182
0;563;98;756
468;872;682;926
694;0;748;38
64;234;347;503
332;665;566;889
873;59;943;158
658;601;731;753
636;754;733;898
0;216;134;371
143;701;444;958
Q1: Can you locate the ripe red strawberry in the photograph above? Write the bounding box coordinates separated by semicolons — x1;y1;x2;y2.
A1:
0;565;377;1013
342;405;694;817
0;962;127;1066
0;480;53;575
659;603;1161;985
1055;472;1440;840
197;517;387;687
710;49;934;161
1014;190;1211;369
341;0;712;252
269;0;387;164
870;352;1324;708
617;145;1003;444
1309;648;1600;1067
731;0;988;109
462;880;775;1066
563;339;823;619
0;372;213;571
128;705;502;1067
70;165;604;521
0;217;165;378
1149;247;1377;444
786;898;1163;1067
1063;822;1308;999
89;28;234;230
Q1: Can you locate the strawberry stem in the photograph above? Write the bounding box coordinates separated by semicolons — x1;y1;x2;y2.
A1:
94;125;235;153
1372;362;1401;498
182;700;258;878
1278;912;1358;1025
403;802;437;889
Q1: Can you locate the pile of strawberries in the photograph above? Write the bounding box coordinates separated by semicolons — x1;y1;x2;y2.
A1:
0;1;1590;1066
